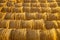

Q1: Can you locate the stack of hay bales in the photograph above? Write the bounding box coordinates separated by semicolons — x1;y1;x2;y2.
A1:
0;0;60;40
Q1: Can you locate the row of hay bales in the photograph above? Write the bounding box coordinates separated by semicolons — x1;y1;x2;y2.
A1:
0;7;60;13
0;28;60;40
0;20;60;29
0;13;60;20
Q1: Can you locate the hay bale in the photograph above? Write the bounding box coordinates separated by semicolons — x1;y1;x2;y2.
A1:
21;20;34;29
6;1;14;7
52;21;58;28
57;13;60;20
15;3;22;7
49;29;57;40
34;19;45;30
4;13;14;20
40;30;49;40
40;29;57;40
14;13;26;20
1;7;11;13
26;13;37;20
9;29;26;40
26;29;40;40
0;13;6;20
0;20;8;28
51;7;60;13
57;21;60;28
37;13;47;20
45;21;57;29
16;0;23;3
48;3;57;8
47;13;58;21
38;0;46;3
12;7;22;13
0;28;12;40
56;29;60;40
0;0;6;3
9;20;22;29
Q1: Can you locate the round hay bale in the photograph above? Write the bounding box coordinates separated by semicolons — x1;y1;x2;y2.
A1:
37;13;47;20
56;29;60;40
0;13;6;20
57;21;60;28
14;13;26;20
40;30;49;40
48;3;57;8
0;28;12;40
21;20;34;29
15;3;22;7
9;20;22;29
52;21;58;28
16;0;23;3
0;20;8;28
49;29;57;40
8;0;16;2
40;29;57;40
1;7;11;13
26;13;37;20
38;0;46;3
9;29;26;40
45;21;57;29
47;13;58;21
12;7;22;13
26;29;40;40
0;0;6;3
4;13;14;20
51;7;60;13
54;7;60;13
0;28;5;40
57;13;60;20
34;19;45;30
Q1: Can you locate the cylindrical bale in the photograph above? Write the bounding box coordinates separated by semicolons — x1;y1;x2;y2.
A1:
0;0;6;3
51;7;60;13
49;29;57;40
6;1;14;7
0;20;9;28
21;20;34;29
26;29;40;40
45;21;58;29
0;13;4;20
33;19;45;30
12;7;22;13
40;30;50;40
52;21;58;28
9;20;22;29
37;13;47;20
9;29;26;40
16;0;23;3
57;13;60;20
26;13;37;20
48;3;57;8
0;28;12;40
56;29;60;40
4;13;14;20
57;21;60;28
40;29;57;40
14;13;26;20
0;13;6;20
47;13;58;21
1;7;11;13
